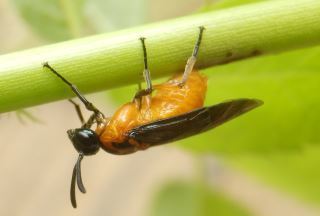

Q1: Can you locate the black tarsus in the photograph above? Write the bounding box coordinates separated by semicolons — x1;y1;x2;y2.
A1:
179;26;206;86
42;62;103;116
192;26;205;58
140;37;149;75
140;37;152;92
134;37;153;99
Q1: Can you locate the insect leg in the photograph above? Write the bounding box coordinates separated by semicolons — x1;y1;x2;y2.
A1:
68;99;85;124
134;37;153;99
82;113;96;129
43;62;104;119
179;26;205;86
68;98;103;129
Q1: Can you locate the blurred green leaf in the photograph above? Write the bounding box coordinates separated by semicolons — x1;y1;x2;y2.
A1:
150;181;252;216
84;0;146;32
12;0;146;40
12;0;85;41
229;145;320;204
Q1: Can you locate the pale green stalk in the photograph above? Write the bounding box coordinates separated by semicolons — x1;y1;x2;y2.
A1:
0;0;320;113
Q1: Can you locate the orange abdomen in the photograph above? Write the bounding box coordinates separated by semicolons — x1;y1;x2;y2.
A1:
96;71;207;154
150;71;207;120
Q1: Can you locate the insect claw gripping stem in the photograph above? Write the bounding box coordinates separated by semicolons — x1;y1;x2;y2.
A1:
179;26;206;86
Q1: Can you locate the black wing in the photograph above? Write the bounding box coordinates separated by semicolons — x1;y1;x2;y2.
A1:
127;98;263;146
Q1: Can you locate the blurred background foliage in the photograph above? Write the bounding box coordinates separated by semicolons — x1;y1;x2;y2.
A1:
150;181;251;216
5;0;320;215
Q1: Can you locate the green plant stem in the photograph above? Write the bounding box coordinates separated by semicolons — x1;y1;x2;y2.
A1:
0;0;320;113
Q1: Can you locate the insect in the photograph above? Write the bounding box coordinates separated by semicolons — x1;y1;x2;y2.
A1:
43;26;263;208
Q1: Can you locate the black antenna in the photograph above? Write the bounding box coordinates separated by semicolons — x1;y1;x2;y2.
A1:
76;153;86;193
70;153;86;208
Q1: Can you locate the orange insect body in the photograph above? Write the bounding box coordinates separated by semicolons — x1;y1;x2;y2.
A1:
43;27;263;208
96;70;207;154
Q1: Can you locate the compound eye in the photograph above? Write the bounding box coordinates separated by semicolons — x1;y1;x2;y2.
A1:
68;128;100;155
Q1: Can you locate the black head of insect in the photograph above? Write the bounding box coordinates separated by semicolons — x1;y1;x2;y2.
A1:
67;128;100;155
67;128;101;208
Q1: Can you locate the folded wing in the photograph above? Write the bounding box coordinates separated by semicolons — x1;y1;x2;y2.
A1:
127;98;263;146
